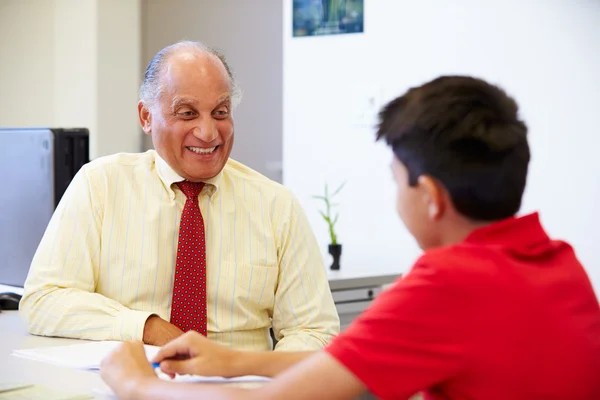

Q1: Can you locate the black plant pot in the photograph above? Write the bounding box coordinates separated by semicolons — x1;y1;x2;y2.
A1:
328;244;342;270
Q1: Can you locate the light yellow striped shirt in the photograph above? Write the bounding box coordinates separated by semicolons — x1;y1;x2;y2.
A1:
20;150;339;351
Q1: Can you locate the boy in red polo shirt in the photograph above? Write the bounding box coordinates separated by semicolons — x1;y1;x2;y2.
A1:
101;76;600;400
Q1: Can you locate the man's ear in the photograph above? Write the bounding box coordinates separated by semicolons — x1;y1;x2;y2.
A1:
138;101;152;134
417;175;445;220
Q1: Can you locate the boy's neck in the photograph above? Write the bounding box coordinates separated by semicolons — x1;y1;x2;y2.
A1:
436;216;491;248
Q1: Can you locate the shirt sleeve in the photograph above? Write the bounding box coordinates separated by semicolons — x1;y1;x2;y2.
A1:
325;257;469;399
271;195;340;351
19;166;154;341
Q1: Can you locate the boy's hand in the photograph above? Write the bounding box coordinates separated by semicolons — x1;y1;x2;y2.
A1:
152;331;238;378
100;341;157;400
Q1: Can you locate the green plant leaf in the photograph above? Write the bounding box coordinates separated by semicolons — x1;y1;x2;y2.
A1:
313;180;346;245
332;181;347;196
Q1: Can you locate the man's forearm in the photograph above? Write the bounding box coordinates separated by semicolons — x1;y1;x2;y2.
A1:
143;315;185;346
230;350;316;378
19;286;153;341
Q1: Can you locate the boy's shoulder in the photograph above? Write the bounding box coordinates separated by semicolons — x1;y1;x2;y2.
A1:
410;213;557;278
414;243;484;269
408;242;509;286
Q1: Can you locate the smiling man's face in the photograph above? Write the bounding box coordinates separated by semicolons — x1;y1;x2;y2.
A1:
139;51;234;182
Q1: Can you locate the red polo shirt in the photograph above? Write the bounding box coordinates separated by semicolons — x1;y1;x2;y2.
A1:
326;213;600;400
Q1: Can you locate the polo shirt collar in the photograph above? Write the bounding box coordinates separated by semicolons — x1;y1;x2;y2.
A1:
465;212;549;248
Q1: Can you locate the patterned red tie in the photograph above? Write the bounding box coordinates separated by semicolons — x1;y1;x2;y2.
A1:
170;181;207;335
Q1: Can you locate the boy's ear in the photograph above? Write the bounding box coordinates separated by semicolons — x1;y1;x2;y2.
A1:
417;175;445;220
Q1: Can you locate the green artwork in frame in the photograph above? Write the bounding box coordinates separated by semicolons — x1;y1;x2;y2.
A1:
293;0;364;37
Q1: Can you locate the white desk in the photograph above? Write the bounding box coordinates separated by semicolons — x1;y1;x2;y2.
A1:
0;310;114;399
0;312;272;399
327;268;400;291
0;311;385;400
0;264;402;392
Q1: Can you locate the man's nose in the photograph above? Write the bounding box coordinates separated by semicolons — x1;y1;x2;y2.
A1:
191;118;218;143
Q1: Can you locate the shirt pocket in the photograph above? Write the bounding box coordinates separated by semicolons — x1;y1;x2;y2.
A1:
207;262;279;330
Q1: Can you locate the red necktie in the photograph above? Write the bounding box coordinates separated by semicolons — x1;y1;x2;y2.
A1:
170;181;207;335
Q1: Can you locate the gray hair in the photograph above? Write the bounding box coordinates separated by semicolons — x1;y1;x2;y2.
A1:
139;40;242;109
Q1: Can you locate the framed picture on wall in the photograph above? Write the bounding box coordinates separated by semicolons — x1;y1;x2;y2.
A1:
293;0;364;37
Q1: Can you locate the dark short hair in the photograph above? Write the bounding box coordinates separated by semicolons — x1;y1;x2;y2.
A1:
377;75;530;221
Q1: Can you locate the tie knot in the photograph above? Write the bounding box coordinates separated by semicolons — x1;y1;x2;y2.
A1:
177;181;205;199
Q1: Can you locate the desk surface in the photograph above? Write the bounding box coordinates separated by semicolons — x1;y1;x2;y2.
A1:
0;310;113;399
326;263;401;291
0;268;400;397
327;269;399;291
0;312;383;400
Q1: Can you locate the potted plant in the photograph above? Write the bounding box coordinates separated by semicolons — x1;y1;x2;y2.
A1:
313;181;346;270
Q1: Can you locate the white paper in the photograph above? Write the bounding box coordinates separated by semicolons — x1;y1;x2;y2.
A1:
92;373;271;398
11;341;160;370
12;341;271;398
159;373;271;383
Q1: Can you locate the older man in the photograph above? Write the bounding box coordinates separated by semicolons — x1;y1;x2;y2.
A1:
20;41;339;350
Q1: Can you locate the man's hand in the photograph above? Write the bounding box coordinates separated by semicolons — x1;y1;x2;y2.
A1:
143;315;184;346
100;341;158;400
152;331;238;378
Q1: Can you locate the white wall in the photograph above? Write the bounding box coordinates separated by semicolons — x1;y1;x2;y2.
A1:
283;0;600;291
96;0;142;157
0;0;141;159
0;0;55;127
52;0;98;154
142;0;284;182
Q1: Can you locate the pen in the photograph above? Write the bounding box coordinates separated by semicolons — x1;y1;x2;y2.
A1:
151;355;189;369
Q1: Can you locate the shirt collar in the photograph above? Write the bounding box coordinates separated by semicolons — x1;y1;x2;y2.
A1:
154;151;223;200
464;212;549;248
